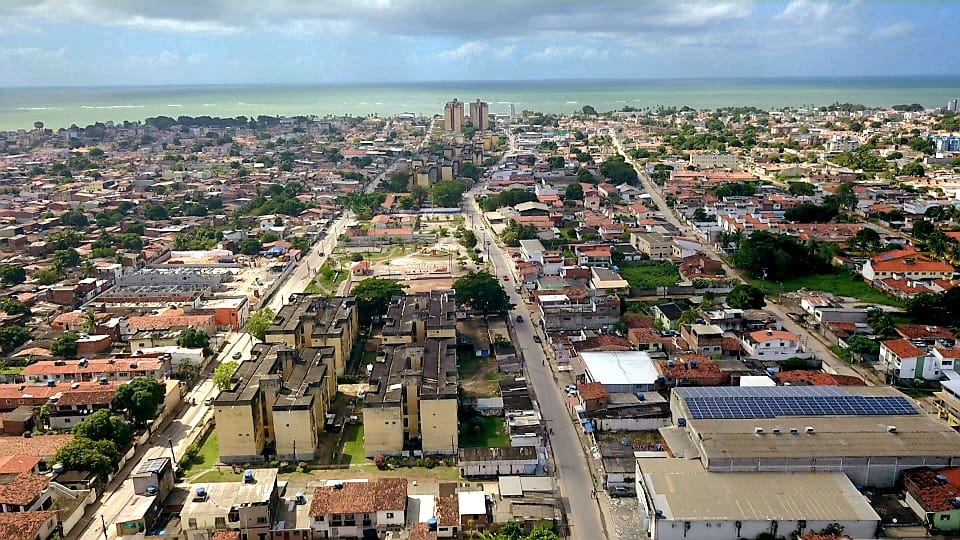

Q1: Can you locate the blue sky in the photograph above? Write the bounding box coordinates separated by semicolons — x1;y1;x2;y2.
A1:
0;0;957;87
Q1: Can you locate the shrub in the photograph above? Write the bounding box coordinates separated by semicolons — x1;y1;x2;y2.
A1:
374;454;387;470
181;444;200;466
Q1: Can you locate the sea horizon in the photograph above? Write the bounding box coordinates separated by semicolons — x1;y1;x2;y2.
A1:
2;75;959;132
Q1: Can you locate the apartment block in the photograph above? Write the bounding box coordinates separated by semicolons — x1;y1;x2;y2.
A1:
365;292;459;457
214;344;331;463
265;294;358;397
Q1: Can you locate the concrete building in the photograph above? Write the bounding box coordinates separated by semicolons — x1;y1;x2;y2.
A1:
635;458;880;540
669;385;960;487
469;99;489;131
309;478;407;539
460;447;538;477
903;466;960;532
739;329;806;362
180;468;280;540
537;293;620;332
381;290;457;346
444;99;464;132
214;344;331;463
689;153;739;170
680;324;724;357
579;351;659;394
265;294;359;396
879;339;958;383
630;233;673;261
364;340;459;457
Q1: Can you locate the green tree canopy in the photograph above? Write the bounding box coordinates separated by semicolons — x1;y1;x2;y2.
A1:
564;183;584;201
902;162;925;177
726;284;766;309
352;278;407;325
453;271;513;315
73;409;133;448
244;307;276;340
461;162;481;181
214;360;239;391
478;189;538;212
114;377;165;424
51;332;79;358
32;268;60;285
60;208;89;228
0;297;30;316
850;227;881;253
54;437;120;478
787;182;815;196
599;154;638;185
0;265;26;286
0;326;30;353
431;179;467;207
383;171;411;192
730;231;831;281
53;248;81;270
177;327;213;356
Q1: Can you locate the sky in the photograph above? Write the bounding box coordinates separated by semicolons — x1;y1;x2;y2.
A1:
0;0;957;87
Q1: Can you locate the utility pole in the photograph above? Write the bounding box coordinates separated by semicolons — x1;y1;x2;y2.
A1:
168;437;177;466
101;514;108;540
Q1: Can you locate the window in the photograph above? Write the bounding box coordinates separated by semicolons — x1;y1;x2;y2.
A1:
215;517;227;529
942;514;951;521
317;516;324;522
188;518;197;528
386;512;394;519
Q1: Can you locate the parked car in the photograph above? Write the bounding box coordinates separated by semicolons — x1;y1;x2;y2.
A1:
533;335;542;344
502;275;510;281
516;315;523;322
609;486;634;497
203;397;214;406
232;352;242;360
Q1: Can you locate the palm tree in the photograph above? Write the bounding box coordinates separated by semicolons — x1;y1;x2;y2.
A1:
82;310;97;334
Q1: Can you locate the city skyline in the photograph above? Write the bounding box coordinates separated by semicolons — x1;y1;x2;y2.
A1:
0;0;958;87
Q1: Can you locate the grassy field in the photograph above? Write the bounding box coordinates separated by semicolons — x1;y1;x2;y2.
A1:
305;258;349;294
619;261;682;289
339;424;366;466
752;272;903;306
182;430;219;476
460;416;510;448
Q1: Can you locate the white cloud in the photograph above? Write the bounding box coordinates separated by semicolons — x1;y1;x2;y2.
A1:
0;46;66;59
186;52;209;64
871;22;914;40
527;46;608;62
774;0;833;21
439;41;515;60
128;50;180;67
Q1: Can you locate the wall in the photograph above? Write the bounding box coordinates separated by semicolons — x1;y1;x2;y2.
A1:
650;518;876;540
274;407;317;461
592;416;671;432
363;406;404;457
420;399;458;455
704;455;957;488
215;401;264;463
462;460;538;477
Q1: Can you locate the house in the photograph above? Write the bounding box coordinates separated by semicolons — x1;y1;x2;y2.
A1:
21;356;168;384
0;511;59;540
180;468;280;540
739;329;806;362
862;250;954;282
589;267;629;294
573;244;612;267
903;467;960;532
680;324;723;357
577;382;609;412
631;233;673;261
655;356;725;387
879;339;935;383
309;478;407;538
652;302;688;330
460;447;538;478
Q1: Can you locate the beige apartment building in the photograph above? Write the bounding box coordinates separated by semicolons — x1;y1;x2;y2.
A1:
444;99;464;132
215;344;331;463
265;294;358;397
366;291;459;457
469;99;489;131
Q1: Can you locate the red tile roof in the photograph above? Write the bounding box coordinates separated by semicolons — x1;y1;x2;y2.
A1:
904;466;960;512
774;370;865;386
0;473;50;506
656;355;725;385
309;478;407;516
896;324;955;341
0;511;56;540
436;494;459;526
881;339;925;359
0;455;41;474
577;382;608;401
576;335;632;351
0;434;74;458
747;330;799;343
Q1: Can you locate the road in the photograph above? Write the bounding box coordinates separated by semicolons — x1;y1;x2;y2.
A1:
610;133;860;378
72;333;254;540
463;193;606;540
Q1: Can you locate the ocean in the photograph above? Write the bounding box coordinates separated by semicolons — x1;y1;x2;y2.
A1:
2;77;960;132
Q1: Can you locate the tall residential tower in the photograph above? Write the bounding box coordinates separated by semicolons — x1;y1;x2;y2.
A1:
443;98;464;132
469;99;489;130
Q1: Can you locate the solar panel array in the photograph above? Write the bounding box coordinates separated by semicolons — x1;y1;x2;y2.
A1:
676;386;918;419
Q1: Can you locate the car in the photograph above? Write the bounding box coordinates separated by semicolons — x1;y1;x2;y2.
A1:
502;275;510;281
533;335;542;344
232;352;242;360
516;315;523;323
609;486;634;498
203;397;214;406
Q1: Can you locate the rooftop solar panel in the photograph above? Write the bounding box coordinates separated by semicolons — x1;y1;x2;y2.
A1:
678;386;918;419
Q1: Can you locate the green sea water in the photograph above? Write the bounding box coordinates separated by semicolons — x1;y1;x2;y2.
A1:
1;77;959;132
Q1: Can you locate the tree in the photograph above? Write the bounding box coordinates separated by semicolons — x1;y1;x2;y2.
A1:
431;179;467;207
238;238;262;256
53;437;120;478
177;327;212;356
564;183;584;201
787;182;815;196
577;166;596;184
850;227;881;253
0;297;30;316
726;284;766;309
599;155;638;185
73;409;133;448
0;265;27;286
458;229;478;249
214;361;239;391
912;219;935;240
547;156;565;170
902;162;925;177
244;307;276;340
142;203;169;221
783;203;838;223
351;278;407;325
51;332;79;358
678;309;699;325
453;271;513;315
32;268;60;285
581;105;598;116
60;208;89;228
114;377;165;424
383;171;411;192
0;326;30;353
460;162;481;181
730;231;831;281
500;220;539;247
866;308;896;338
53;249;81;270
692;207;710;222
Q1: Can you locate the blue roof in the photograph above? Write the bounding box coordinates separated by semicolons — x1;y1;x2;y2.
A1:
676;386;917;419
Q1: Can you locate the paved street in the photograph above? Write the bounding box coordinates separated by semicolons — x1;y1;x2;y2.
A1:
610;133;861;379
463;195;607;540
